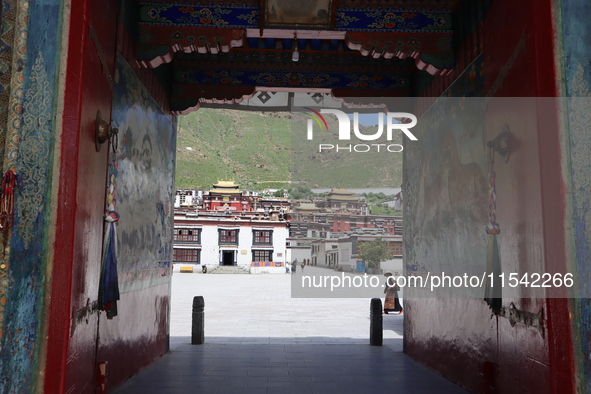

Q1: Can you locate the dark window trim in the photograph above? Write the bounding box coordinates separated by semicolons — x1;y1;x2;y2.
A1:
252;229;273;245
252;249;273;262
219;228;239;245
173;248;201;263
174;228;201;243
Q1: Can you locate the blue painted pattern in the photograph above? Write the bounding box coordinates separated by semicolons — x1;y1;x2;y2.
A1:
140;5;260;28
335;9;451;31
140;4;451;32
0;0;62;392
561;1;591;391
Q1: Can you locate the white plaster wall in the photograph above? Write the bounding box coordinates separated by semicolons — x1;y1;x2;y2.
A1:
338;241;354;270
274;228;288;262
178;223;289;269
200;225;221;266
236;228;251;267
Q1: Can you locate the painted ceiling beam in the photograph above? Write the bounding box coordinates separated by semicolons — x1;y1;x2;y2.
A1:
138;27;452;75
245;28;346;39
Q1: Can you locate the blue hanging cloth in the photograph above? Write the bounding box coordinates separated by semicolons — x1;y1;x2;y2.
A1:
99;221;120;318
99;161;120;318
484;233;502;312
483;149;502;313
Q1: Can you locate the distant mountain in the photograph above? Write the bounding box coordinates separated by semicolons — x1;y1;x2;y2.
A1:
175;108;403;190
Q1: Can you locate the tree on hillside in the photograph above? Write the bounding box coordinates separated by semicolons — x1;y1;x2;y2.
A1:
288;186;313;200
357;238;392;269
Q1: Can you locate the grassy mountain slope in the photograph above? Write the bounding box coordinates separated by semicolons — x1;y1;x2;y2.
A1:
175;108;403;190
176;109;292;189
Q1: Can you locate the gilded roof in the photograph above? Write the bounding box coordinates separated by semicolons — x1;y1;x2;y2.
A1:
213;180;239;188
329;188;354;195
210;189;243;194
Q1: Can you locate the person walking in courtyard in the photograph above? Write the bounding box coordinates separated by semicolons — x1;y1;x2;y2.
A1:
301;260;305;272
292;259;297;274
383;272;403;314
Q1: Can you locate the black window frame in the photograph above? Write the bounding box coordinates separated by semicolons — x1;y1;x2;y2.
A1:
252;250;273;262
253;229;273;245
172;248;201;263
174;228;201;243
219;229;239;245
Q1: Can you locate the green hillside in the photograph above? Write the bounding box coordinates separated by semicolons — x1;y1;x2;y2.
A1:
175;108;403;190
175;109;292;189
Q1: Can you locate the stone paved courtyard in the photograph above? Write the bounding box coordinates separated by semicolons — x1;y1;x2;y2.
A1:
170;266;404;350
113;266;467;393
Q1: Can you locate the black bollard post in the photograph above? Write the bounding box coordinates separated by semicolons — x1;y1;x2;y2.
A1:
192;296;205;345
370;298;383;346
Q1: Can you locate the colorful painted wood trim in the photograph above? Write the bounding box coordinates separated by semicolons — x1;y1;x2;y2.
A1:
345;31;453;75
138;27;246;67
171;85;257;115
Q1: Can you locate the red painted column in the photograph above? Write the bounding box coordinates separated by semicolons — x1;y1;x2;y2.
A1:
531;1;575;391
44;0;118;392
44;2;89;391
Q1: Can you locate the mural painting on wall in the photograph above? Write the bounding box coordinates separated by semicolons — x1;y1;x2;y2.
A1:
405;55;490;299
110;53;176;290
443;54;485;98
265;0;332;28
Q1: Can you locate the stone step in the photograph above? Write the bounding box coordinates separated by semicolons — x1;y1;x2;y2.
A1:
208;265;250;274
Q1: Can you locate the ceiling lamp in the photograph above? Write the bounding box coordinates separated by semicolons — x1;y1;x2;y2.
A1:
292;32;299;62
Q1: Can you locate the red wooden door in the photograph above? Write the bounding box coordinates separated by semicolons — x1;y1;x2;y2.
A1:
45;1;119;393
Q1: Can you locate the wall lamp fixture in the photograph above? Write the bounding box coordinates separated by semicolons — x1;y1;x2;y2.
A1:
487;124;511;164
292;32;299;62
